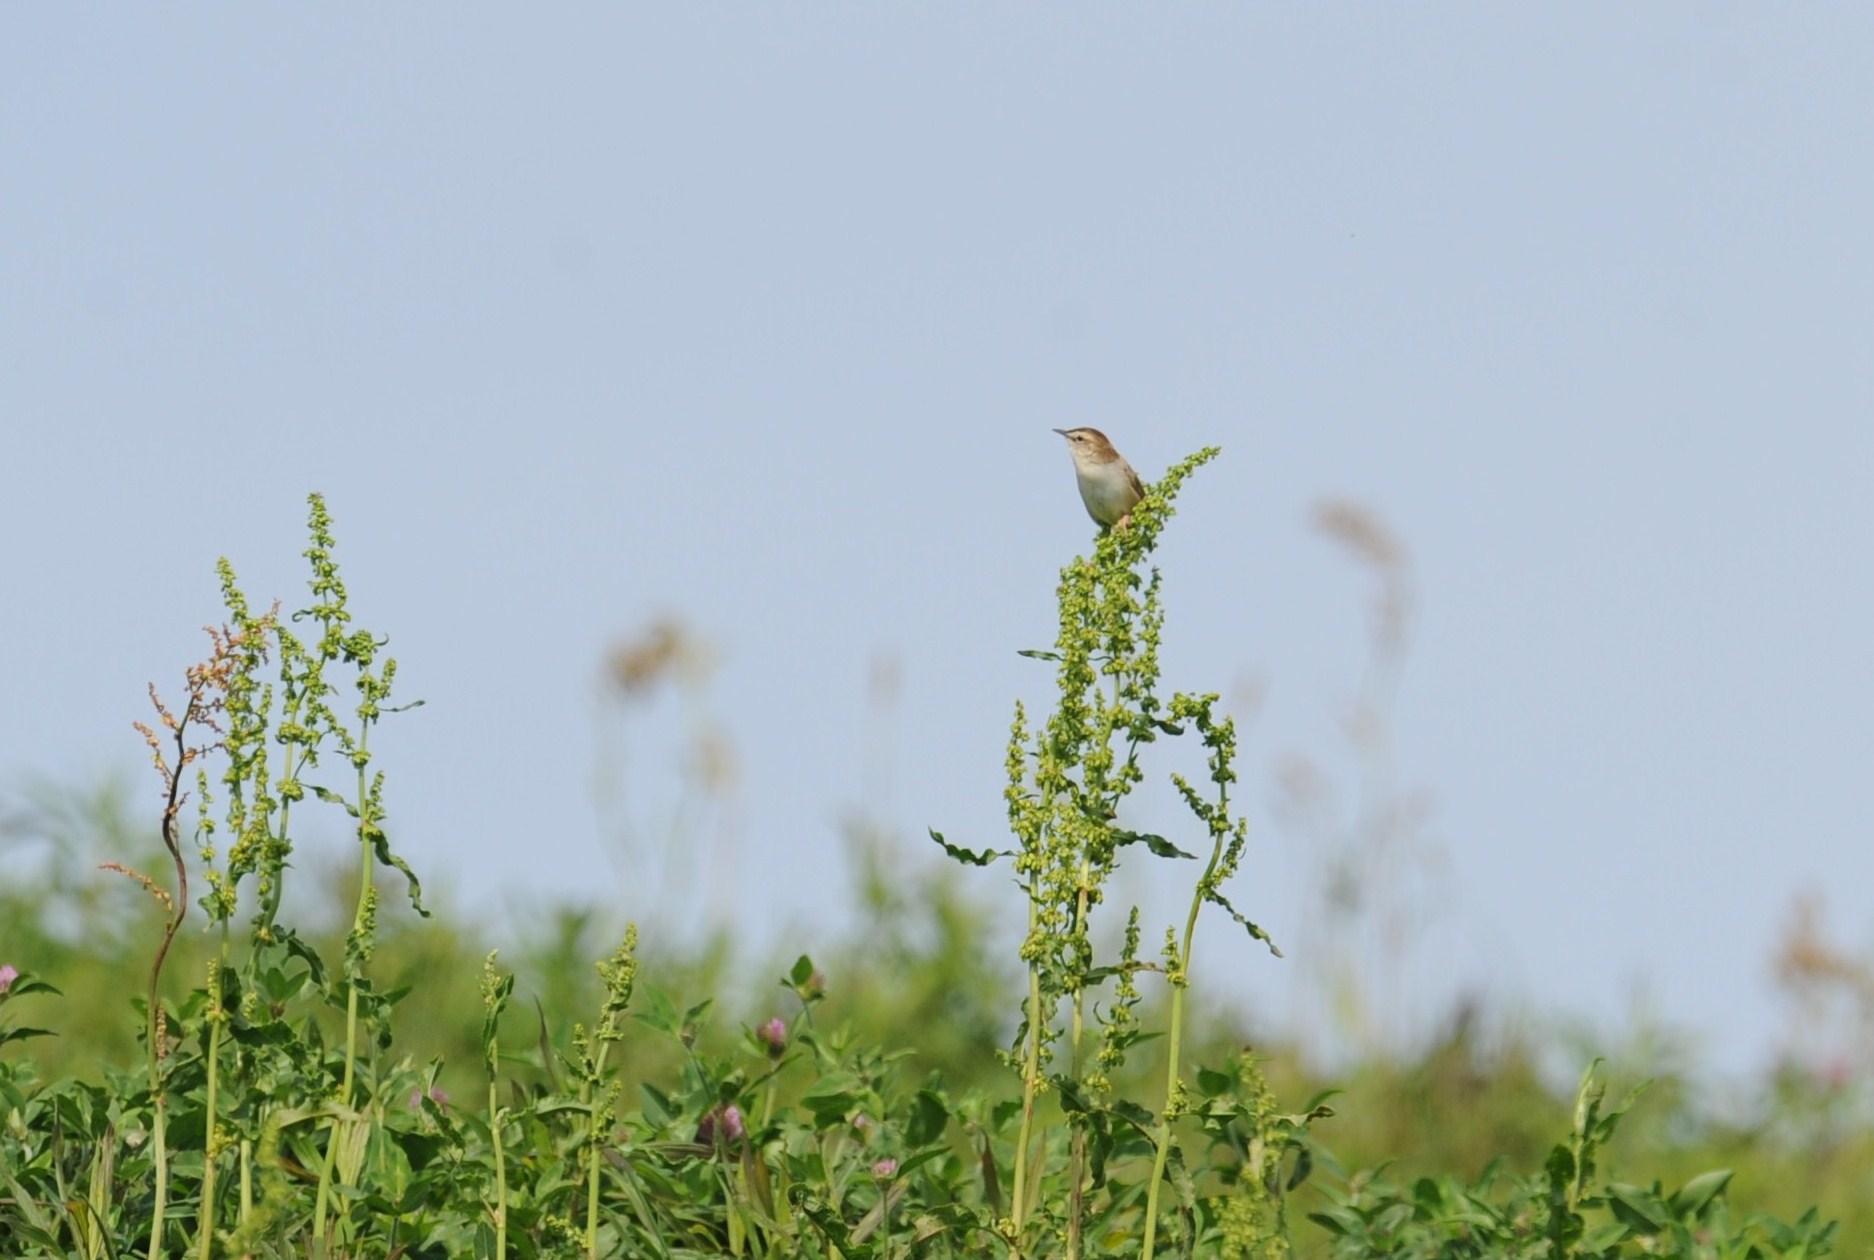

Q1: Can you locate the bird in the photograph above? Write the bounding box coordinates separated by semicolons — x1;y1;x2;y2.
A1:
1053;427;1144;531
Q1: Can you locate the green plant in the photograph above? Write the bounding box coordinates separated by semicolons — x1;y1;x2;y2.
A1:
931;446;1316;1258
1309;1064;1840;1260
0;482;1843;1259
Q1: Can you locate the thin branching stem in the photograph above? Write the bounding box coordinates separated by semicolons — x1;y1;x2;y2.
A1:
143;692;199;1260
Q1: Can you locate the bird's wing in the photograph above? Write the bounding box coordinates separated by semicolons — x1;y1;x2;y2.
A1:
1126;462;1145;499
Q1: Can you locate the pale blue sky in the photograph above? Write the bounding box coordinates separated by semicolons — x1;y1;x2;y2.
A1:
5;7;1872;1079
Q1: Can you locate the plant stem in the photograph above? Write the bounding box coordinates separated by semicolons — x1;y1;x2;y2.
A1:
146;1084;168;1260
585;1040;613;1260
145;698;197;1260
198;953;225;1260
313;725;375;1247
490;1080;508;1258
1139;828;1223;1260
1065;873;1092;1260
239;1138;252;1225
1009;901;1045;1256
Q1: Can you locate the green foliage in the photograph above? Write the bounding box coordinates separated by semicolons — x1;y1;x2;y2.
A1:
1308;1066;1839;1260
0;477;1848;1258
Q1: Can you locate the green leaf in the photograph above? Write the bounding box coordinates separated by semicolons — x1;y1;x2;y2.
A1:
361;1124;416;1207
1582;1221;1632;1252
639;1083;675;1125
1166;1142;1198;1245
1607;1183;1671;1234
788;954;816;988
633;985;679;1036
0;1163;57;1236
791;1186;865;1255
0;1026;55;1046
1301;1088;1342;1118
979;1132;1003;1214
1017;648;1062;662
1115;829;1196;860
1109;1098;1155;1134
1285;1144;1314;1192
894;1147;949;1180
907;1088;950;1146
306;783;362;818
366;823;429;917
531;996;563;1092
1668;1168;1733;1218
274;927;330;986
1307;1208;1357;1237
1206;889;1283;957
801;1072;864;1127
1085;1109;1116;1190
1052;1075;1091;1115
927;827;1009;867
4;976;62;999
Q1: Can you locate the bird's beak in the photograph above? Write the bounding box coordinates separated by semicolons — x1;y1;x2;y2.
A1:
1051;428;1070;437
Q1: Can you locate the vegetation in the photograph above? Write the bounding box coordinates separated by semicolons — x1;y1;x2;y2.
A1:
0;472;1859;1257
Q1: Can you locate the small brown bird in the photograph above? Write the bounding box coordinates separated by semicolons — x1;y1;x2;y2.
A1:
1053;427;1144;531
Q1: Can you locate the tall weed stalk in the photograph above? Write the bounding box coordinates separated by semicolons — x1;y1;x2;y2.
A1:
126;493;426;1257
935;445;1281;1257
